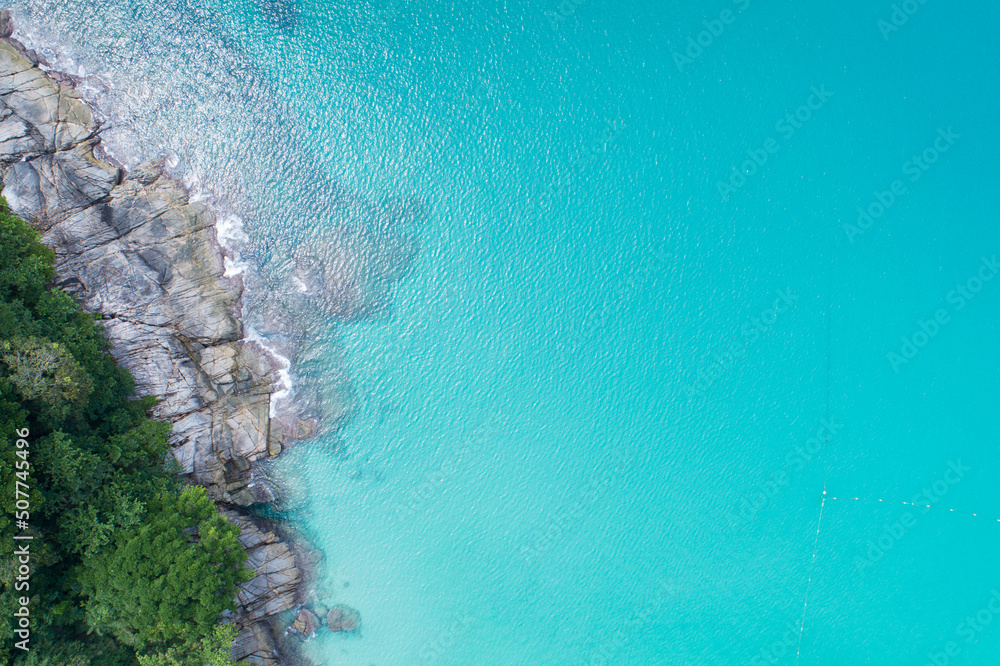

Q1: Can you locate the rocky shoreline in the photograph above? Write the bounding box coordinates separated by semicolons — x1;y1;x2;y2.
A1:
0;12;317;664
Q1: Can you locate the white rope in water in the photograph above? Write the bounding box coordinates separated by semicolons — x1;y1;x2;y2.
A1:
795;488;827;665
793;492;1000;665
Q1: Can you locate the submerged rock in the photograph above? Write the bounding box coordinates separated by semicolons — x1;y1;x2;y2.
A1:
259;0;299;32
327;604;361;633
290;206;419;323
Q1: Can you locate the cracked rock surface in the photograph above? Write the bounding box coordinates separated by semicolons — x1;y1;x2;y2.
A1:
0;14;311;665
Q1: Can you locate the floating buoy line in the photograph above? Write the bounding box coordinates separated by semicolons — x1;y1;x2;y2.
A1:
825;495;1000;523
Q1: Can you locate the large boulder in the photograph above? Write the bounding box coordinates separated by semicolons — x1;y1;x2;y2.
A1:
290;608;320;638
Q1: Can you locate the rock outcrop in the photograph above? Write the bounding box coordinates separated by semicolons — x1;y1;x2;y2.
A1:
0;13;309;664
290;608;320;638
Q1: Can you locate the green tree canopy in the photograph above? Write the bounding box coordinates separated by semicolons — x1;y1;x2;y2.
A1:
79;486;250;652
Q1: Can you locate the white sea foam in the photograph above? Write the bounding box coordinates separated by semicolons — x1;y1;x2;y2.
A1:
223;256;249;277
244;325;295;418
216;213;251;248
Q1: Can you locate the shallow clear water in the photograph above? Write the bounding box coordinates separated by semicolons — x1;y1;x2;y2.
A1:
9;0;1000;663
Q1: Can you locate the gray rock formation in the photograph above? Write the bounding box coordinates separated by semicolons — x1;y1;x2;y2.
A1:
0;14;310;664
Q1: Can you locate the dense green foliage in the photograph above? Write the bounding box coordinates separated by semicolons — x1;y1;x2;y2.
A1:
0;199;250;664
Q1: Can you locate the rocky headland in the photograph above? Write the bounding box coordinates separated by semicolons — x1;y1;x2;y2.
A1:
0;11;324;664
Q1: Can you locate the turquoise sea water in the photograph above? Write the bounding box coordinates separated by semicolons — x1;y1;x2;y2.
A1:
9;0;1000;663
